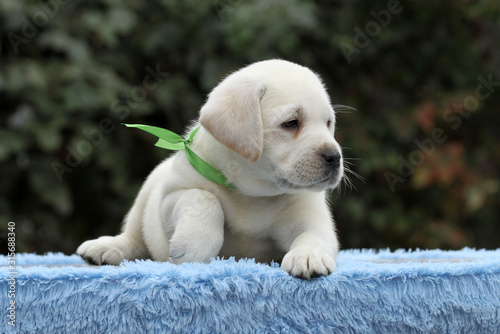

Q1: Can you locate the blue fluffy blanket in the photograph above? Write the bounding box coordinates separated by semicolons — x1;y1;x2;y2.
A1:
1;248;499;333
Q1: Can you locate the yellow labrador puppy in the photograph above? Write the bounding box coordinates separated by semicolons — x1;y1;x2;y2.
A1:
77;59;344;279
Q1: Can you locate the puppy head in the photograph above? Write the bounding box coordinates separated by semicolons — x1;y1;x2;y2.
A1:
200;59;343;194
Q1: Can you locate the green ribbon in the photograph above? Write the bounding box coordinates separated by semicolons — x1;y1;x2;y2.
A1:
124;124;236;189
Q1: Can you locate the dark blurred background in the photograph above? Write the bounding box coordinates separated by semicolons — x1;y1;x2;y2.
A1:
1;0;499;255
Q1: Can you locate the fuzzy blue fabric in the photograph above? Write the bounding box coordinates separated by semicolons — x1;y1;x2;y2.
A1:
1;248;500;333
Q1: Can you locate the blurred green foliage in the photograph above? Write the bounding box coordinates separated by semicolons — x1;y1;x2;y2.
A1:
1;0;499;255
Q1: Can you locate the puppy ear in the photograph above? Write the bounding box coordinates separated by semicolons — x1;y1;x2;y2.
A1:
200;74;265;162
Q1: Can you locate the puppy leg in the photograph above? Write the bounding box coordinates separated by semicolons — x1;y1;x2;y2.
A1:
165;189;225;264
277;195;339;280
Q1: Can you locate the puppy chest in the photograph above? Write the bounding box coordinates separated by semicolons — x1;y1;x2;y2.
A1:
224;213;275;236
219;197;290;236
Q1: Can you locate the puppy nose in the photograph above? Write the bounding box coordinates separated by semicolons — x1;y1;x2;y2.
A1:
322;151;341;169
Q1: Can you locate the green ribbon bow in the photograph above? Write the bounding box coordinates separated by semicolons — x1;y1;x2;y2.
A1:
124;124;236;189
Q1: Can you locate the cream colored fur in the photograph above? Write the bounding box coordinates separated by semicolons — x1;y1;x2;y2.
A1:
77;59;344;279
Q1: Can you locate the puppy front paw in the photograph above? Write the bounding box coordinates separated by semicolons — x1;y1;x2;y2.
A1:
281;247;336;280
77;236;126;265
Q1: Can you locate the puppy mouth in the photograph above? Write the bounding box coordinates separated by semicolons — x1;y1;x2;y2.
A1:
276;172;341;191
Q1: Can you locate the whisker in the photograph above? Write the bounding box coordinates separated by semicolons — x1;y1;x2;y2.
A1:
341;174;354;195
344;173;355;188
344;167;365;183
332;157;364;198
333;104;357;113
348;180;358;192
336;178;347;198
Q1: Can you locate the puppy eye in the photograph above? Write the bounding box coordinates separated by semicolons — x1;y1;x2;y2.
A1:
282;119;299;130
327;120;332;128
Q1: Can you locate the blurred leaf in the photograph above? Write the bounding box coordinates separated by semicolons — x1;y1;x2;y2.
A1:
0;130;30;161
38;31;91;63
28;159;73;216
465;180;499;213
35;125;63;153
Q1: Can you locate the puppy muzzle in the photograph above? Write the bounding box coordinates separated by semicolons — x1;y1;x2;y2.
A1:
321;150;341;172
